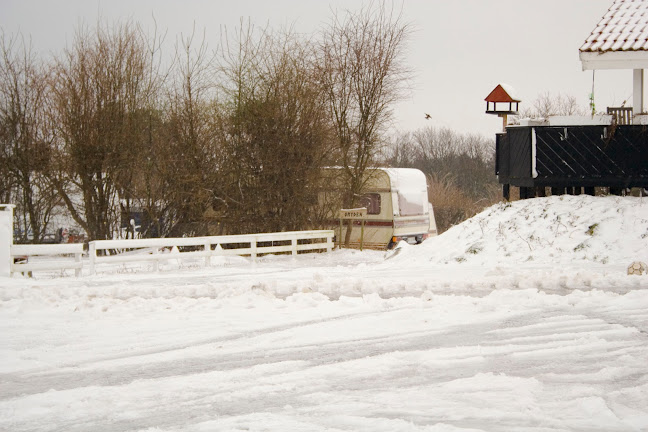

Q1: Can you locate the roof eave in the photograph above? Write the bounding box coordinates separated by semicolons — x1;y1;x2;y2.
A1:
580;50;648;70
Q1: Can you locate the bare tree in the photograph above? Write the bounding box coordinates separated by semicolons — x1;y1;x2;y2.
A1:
516;91;587;120
317;2;410;245
1;9;413;242
49;22;161;241
385;126;499;232
216;24;332;234
0;32;57;243
154;27;222;237
109;24;167;240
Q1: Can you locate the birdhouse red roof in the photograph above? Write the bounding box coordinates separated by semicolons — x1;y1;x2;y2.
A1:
485;84;520;103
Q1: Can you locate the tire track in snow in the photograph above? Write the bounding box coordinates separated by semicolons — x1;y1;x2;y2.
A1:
3;302;648;432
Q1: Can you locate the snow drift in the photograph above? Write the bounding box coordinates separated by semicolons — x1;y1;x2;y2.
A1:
390;195;648;267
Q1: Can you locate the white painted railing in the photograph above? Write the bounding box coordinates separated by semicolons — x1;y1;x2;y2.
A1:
88;230;334;275
6;230;334;277
11;243;84;277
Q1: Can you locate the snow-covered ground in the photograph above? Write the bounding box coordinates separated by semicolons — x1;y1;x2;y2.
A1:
1;195;648;431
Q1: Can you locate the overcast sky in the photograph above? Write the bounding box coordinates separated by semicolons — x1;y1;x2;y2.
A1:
1;0;628;138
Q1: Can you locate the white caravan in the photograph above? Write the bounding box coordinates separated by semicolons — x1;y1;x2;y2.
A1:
321;168;437;250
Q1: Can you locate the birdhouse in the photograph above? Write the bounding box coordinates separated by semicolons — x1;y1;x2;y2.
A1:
485;84;520;114
485;84;521;130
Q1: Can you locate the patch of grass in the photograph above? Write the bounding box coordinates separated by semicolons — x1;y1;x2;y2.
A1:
466;243;483;255
586;223;599;236
593;255;609;264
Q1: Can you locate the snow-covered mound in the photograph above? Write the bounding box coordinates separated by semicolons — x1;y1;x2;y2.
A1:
391;195;648;267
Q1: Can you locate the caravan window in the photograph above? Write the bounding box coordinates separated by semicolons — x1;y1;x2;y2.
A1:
359;193;381;215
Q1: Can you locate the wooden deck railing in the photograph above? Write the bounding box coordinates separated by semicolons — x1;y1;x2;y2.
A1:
607;106;633;125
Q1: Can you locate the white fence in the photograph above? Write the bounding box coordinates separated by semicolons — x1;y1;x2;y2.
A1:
11;243;84;277
88;230;334;275
6;230;334;277
0;205;13;277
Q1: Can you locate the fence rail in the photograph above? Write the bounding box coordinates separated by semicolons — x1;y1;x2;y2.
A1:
86;230;334;275
8;230;334;277
11;243;84;276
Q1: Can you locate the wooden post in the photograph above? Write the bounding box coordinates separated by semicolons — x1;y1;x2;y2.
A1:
251;236;257;261
326;232;333;252
500;114;508;131
153;247;159;272
536;186;546;197
503;184;510;201
204;240;211;267
74;250;82;277
88;241;96;275
339;208;368;251
291;236;297;256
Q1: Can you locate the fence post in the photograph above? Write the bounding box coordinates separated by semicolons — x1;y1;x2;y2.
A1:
75;249;82;277
251;236;257;262
88;241;96;275
326;231;333;253
153;247;159;272
291;235;298;256
204;240;211;267
0;204;15;278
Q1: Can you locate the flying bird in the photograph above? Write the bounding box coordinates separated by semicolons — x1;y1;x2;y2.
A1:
424;113;431;120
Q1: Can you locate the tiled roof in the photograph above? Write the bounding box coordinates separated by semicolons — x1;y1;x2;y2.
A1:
580;0;648;52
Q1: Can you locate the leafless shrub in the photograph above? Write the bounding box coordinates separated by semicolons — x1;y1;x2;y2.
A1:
318;1;411;245
215;23;332;234
0;32;57;242
385;126;499;232
515;91;588;121
2;6;420;241
427;173;498;233
49;21;161;240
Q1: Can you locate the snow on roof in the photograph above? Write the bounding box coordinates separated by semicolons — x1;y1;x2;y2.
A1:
580;0;648;52
499;83;520;101
383;168;429;216
382;168;427;193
